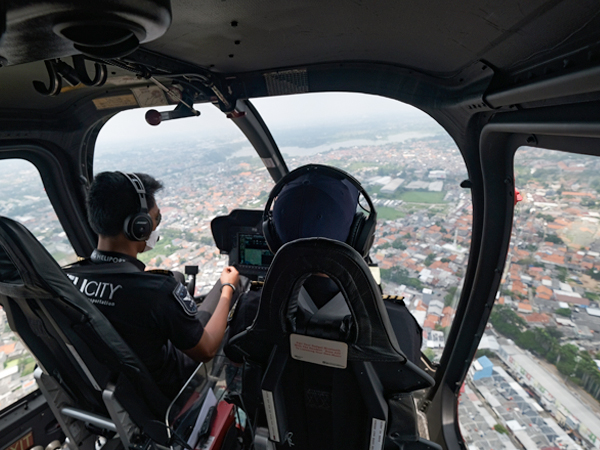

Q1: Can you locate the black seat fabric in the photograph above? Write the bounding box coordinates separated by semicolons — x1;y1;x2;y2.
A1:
228;238;440;450
0;216;171;438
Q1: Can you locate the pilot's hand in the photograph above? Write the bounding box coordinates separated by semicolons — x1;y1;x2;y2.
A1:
220;266;239;288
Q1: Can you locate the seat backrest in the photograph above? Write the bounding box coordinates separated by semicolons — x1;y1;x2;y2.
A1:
229;238;441;450
0;216;172;445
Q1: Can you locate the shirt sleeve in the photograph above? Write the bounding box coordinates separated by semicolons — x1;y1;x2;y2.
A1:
155;279;205;350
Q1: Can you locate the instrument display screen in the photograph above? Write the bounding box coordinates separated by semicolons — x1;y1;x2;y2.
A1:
238;233;274;268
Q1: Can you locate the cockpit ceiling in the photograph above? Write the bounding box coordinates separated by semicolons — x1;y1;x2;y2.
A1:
1;0;600;114
146;0;600;76
2;0;600;77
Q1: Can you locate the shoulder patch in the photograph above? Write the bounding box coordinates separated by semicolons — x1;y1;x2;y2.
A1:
173;283;198;317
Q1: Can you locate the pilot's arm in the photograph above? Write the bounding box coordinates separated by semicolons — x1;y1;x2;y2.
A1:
183;266;239;361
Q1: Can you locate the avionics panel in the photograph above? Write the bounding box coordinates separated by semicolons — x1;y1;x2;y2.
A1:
211;209;274;280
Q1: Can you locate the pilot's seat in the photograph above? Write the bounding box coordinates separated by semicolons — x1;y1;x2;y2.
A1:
0;216;192;450
228;238;441;450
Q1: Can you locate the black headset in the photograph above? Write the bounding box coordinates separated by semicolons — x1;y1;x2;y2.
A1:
262;164;377;257
118;172;154;242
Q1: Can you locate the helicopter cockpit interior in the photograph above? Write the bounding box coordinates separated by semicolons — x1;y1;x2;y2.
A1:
2;1;600;450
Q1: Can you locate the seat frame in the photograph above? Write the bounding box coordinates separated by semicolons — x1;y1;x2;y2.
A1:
35;368;136;449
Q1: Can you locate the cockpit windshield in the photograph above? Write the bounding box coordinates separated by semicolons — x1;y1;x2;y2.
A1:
95;92;470;363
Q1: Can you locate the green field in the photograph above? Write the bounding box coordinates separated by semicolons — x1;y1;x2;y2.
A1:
377;207;406;220
400;191;446;203
340;162;379;172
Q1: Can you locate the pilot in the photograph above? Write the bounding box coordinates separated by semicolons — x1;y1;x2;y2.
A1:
229;165;422;371
227;164;376;357
265;164;372;310
262;165;422;366
65;171;240;399
269;166;364;255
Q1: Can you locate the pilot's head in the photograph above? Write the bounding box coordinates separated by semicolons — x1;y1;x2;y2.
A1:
264;164;377;257
87;171;163;251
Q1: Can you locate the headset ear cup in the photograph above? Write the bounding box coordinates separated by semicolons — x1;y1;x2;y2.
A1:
355;215;377;257
123;215;134;240
119;172;153;242
124;212;153;241
347;213;365;253
263;213;283;253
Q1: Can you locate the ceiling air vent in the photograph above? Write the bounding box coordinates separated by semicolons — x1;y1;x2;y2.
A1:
2;1;171;64
54;17;147;59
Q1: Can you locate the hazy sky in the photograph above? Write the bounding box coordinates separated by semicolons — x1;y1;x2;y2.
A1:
96;92;433;147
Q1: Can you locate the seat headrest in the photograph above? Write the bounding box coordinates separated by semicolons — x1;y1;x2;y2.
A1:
236;239;400;357
0;215;80;298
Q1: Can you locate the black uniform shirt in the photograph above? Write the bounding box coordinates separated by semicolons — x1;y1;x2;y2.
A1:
64;250;203;399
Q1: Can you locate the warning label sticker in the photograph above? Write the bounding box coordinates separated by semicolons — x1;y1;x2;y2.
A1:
261;157;276;168
369;418;386;450
92;94;138;110
290;334;348;369
262;390;280;442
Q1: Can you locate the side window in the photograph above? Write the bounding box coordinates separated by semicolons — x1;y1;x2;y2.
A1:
0;158;76;410
459;147;600;450
0;159;77;265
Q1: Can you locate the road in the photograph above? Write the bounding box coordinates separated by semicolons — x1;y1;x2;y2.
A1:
503;341;600;445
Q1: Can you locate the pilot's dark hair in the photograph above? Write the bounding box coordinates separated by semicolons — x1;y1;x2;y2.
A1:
87;171;163;237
